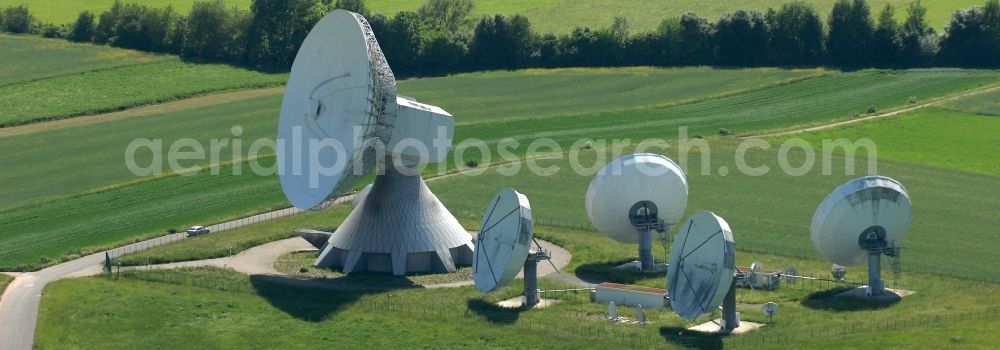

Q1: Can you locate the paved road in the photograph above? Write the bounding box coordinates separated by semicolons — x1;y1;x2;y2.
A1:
0;206;306;350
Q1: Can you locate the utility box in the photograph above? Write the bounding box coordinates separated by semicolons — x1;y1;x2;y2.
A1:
735;266;781;290
593;282;668;308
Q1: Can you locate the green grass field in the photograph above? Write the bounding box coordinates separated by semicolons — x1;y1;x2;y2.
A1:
114;205;350;266
429;139;1000;283
0;57;287;127
770;107;1000;175
0;160;286;271
35;235;1000;348
2;0;983;33
940;87;1000;115
0;0;253;25
403;67;826;125
3;67;998;272
0;33;167;85
0;274;11;297
0;94;283;210
0;66;814;211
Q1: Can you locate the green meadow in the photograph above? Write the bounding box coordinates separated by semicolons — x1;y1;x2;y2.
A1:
35;234;1000;348
2;0;984;33
940;86;1000;115
3;67;999;271
429;139;1000;283
0;67;816;210
771;108;1000;176
0;33;166;85
0;160;285;271
115;205;351;266
0;274;11;296
0;38;287;127
401;67;826;125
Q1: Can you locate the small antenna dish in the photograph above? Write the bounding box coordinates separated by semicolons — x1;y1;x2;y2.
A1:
762;302;778;322
472;188;553;306
750;261;763;272
667;211;736;322
278;10;472;275
811;176;911;296
586;154;688;271
831;264;847;280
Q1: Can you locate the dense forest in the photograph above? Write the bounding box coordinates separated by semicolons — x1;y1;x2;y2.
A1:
2;0;999;75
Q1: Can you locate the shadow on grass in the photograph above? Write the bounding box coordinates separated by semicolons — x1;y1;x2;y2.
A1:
465;298;527;325
249;274;418;322
575;259;667;285
800;287;901;311
659;326;724;349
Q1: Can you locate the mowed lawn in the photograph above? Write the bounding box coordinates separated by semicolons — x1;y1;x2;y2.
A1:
771;108;1000;175
34;241;1000;348
3;0;982;33
0;34;167;85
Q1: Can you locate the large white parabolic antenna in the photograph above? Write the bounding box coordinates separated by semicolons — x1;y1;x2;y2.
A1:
473;188;533;293
667;211;736;321
586;153;688;270
278;10;473;275
811;175;911;295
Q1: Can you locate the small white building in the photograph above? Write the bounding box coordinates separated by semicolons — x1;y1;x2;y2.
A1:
593;282;668;309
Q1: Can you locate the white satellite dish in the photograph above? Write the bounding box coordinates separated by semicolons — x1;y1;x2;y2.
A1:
811;175;911;295
586;153;688;271
474;188;533;293
278;10;473;275
668;211;737;329
473;188;551;306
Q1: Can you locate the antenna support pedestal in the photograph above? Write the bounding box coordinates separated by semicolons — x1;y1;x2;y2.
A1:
722;279;740;332
867;251;884;296
630;200;666;272
524;250;550;307
315;167;474;275
639;229;655;271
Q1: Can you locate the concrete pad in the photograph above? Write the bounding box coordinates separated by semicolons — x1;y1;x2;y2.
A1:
688;319;766;334
497;296;562;309
611;261;669;274
835;286;915;301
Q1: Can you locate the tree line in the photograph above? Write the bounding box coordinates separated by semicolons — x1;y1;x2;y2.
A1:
1;0;999;75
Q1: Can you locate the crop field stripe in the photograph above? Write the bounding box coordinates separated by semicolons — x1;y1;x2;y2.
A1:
0;87;285;137
0;59;288;127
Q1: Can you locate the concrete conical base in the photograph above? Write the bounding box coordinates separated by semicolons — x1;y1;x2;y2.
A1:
315;167;474;276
